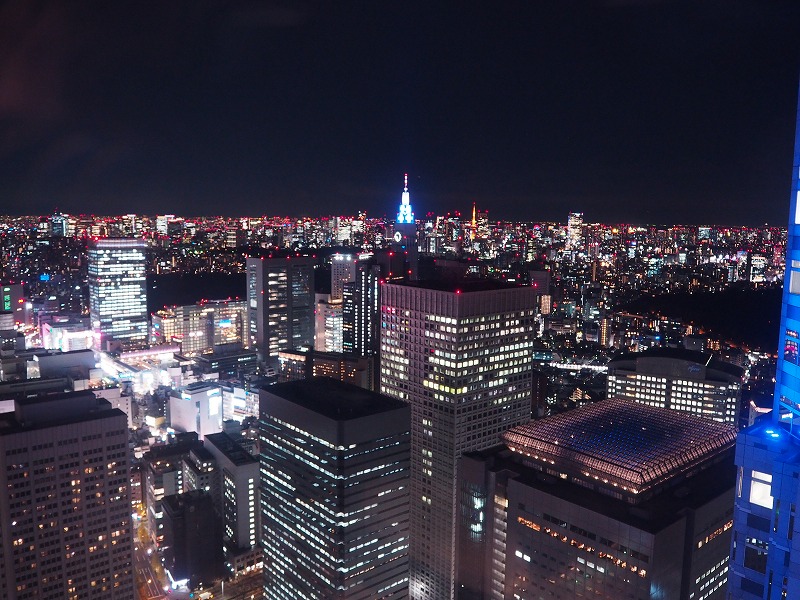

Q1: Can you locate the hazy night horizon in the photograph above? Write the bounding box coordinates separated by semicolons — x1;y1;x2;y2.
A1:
0;1;799;224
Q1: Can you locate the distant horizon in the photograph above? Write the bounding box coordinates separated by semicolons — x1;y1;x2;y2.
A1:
0;212;791;229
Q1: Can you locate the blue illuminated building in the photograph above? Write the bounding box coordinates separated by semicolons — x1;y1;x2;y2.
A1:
392;173;419;280
728;94;800;598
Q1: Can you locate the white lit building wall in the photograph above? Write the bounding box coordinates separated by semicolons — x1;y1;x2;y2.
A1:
41;322;93;352
88;238;148;350
331;254;356;302
168;383;222;440
380;282;537;600
314;299;343;353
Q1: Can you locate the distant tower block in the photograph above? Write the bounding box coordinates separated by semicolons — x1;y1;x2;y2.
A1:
88;238;148;351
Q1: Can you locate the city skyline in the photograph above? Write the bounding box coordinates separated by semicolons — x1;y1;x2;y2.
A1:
1;2;799;224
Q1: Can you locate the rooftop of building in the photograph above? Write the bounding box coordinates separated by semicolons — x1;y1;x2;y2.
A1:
183;381;219;392
608;347;744;379
0;393;124;434
188;445;216;463
204;432;257;466
388;277;524;294
161;489;214;512
144;433;202;462
470;443;735;534
502;399;736;498
264;377;407;421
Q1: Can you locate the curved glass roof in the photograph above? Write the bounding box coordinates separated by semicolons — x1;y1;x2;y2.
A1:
502;399;736;494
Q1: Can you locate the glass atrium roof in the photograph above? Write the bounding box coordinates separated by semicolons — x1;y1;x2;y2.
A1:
502;399;736;494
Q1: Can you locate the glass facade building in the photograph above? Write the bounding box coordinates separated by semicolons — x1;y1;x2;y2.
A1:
88;238;148;350
259;378;411;599
728;92;800;599
246;256;315;362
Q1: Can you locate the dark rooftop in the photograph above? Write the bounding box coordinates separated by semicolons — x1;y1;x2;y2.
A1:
608;347;745;379
204;432;257;466
388;278;524;294
263;377;407;421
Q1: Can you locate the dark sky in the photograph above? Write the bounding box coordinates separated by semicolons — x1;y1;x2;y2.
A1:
1;1;799;224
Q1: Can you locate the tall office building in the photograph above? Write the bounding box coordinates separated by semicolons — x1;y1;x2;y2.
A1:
728;93;800;598
246;256;315;363
0;391;134;599
342;258;382;357
88;238;148;351
566;212;583;252
607;347;744;426
203;432;260;575
259;378;411;599
331;253;357;302
380;280;537;599
458;400;737;600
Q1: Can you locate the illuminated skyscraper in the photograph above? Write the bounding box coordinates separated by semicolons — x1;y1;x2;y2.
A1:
393;174;419;280
259;378;410;599
342;257;382;357
380;280;537;599
566;212;583;252
728;94;800;599
88;238;148;351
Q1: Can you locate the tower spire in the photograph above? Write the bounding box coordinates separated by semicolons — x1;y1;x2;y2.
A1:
397;173;414;224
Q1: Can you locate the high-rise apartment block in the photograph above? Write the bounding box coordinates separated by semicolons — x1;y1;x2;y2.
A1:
161;490;224;590
246;256;315;362
259;378;411;599
143;434;203;546
458;400;737;600
380;280;537;599
0;391;133;599
88;238;148;351
607;347;744;426
729;94;800;599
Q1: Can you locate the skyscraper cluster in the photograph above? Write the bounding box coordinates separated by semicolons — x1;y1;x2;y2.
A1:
2;113;800;600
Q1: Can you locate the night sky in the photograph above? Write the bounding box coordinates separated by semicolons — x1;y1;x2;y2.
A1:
1;1;800;224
